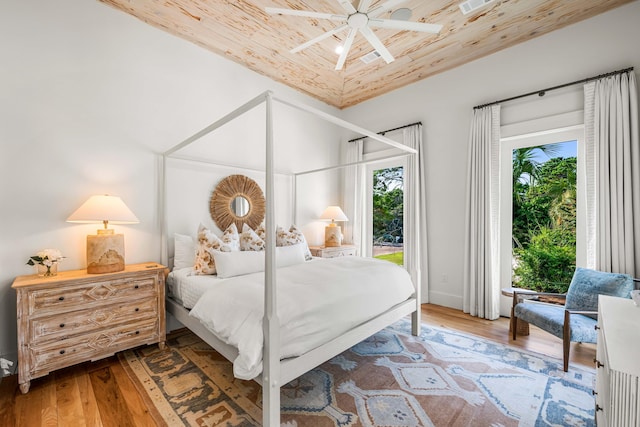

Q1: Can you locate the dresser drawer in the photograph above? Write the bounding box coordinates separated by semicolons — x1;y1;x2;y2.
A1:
29;298;159;345
28;275;158;316
29;318;160;378
323;248;356;258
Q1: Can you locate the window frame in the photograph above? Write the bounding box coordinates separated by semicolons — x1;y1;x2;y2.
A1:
498;125;585;315
364;150;407;261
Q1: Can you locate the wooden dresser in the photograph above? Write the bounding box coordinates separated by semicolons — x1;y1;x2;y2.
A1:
595;295;640;426
12;262;166;393
309;245;357;258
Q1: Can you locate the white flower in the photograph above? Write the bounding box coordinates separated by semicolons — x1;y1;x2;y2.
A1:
38;248;63;262
27;248;65;267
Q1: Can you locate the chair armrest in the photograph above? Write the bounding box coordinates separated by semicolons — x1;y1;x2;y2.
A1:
565;309;598;316
512;291;566;308
513;291;566;298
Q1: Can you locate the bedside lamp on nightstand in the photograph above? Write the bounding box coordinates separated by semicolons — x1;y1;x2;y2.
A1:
67;194;139;274
320;205;348;247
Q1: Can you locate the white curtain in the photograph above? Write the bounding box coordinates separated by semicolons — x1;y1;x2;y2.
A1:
343;139;365;255
403;124;428;302
584;71;640;277
463;105;501;320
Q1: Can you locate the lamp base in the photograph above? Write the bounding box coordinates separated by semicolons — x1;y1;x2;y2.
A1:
86;232;125;274
324;225;342;247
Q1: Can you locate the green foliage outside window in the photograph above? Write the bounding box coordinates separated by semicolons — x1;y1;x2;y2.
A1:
373;167;403;244
512;146;577;293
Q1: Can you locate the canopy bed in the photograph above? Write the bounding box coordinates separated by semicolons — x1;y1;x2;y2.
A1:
159;91;421;426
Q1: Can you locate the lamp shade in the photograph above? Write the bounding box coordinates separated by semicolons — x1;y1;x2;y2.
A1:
67;195;139;226
67;195;139;274
319;206;349;222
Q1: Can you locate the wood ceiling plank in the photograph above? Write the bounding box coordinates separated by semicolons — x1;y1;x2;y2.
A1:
98;0;634;108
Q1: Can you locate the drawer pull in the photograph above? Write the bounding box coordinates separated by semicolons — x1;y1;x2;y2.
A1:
594;325;600;330
596;404;603;412
58;296;65;301
135;308;139;312
134;285;139;289
59;350;65;355
135;331;140;335
59;323;65;328
595;360;604;368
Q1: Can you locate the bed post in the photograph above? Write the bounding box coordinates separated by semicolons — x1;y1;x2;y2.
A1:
263;91;281;426
160;154;169;267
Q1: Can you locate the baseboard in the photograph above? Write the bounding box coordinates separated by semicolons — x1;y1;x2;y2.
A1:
426;291;463;310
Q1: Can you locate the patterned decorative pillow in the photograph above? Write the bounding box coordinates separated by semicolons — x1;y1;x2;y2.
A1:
221;223;240;252
240;223;265;251
194;223;239;275
255;222;266;241
276;224;312;261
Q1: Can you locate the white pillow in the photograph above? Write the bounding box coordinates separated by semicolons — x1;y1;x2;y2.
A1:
213;244;306;279
276;243;306;268
213;250;264;278
173;233;195;270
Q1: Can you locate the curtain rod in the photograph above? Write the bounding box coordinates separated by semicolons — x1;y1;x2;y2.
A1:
348;121;422;143
473;67;634;110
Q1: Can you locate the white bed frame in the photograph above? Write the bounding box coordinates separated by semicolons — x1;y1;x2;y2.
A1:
160;91;421;426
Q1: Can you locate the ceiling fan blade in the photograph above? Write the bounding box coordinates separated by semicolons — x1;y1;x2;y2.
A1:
359;26;394;64
368;18;443;34
265;7;347;21
335;28;357;70
357;0;373;13
291;24;349;53
367;0;408;18
335;0;357;14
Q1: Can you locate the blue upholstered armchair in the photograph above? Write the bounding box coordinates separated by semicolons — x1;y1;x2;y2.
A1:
512;267;634;371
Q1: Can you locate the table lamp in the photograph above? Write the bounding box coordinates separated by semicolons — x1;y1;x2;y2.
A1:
67;195;139;274
320;206;348;247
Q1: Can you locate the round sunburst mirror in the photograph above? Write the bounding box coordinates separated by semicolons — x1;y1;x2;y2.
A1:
210;175;265;231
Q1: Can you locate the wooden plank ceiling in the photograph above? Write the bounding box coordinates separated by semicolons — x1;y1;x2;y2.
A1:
98;0;632;109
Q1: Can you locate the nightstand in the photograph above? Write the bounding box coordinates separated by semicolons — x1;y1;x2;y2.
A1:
309;245;357;258
12;262;166;394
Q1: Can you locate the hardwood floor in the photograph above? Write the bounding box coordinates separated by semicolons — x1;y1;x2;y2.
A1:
0;304;596;426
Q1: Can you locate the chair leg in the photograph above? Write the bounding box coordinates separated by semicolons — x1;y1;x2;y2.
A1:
511;293;518;341
563;310;571;372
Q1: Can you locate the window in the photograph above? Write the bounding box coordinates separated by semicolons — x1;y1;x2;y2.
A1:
365;158;406;265
499;126;585;315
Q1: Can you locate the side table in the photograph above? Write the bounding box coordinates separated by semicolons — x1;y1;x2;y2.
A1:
502;287;536;336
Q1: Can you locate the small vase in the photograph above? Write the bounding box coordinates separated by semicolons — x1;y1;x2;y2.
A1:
37;263;58;277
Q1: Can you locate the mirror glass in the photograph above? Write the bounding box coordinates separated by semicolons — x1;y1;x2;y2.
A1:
230;196;249;217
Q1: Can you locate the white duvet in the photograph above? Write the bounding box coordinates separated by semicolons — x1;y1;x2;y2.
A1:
188;256;415;380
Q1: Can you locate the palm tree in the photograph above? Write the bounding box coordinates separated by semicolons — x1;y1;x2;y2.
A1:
512;143;564;248
512;144;563;188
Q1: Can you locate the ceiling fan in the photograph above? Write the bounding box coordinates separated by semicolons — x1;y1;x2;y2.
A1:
265;0;443;70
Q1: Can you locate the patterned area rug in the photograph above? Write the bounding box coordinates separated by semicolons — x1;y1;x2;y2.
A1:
119;319;596;427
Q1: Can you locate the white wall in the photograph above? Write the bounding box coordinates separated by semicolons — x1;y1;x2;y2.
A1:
0;0;343;363
342;0;640;308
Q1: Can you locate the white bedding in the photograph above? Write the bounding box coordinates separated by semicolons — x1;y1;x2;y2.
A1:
167;266;223;309
187;256;415;380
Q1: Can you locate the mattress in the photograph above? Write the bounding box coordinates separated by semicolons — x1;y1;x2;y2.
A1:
186;256;415;380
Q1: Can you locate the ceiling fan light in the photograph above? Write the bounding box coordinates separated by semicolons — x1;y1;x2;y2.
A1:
390;8;412;21
335;45;344;54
